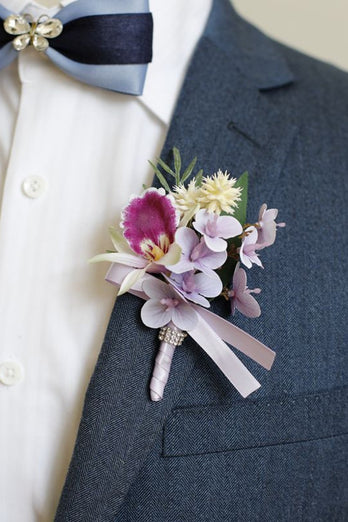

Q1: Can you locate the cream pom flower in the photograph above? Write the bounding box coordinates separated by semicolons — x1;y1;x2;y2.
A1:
198;170;242;214
172;179;201;214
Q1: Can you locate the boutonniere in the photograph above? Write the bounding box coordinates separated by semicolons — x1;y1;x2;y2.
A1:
90;148;285;401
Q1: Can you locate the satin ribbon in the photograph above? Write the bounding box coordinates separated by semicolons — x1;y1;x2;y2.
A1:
0;0;152;95
106;264;276;398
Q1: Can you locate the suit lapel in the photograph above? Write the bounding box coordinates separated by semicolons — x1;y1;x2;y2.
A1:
56;1;297;520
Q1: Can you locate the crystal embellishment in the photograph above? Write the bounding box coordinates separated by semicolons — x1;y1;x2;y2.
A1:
158;325;187;347
4;13;63;52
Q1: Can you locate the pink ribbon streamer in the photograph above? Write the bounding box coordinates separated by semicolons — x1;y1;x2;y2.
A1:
106;264;276;398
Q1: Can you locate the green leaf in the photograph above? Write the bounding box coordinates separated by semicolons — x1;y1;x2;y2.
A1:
218;256;238;288
195;169;204;187
148;161;171;193
173;147;182;185
233;171;248;225
157;157;176;179
180;156;197;184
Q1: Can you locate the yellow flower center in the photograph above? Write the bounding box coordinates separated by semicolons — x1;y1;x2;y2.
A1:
140;234;170;262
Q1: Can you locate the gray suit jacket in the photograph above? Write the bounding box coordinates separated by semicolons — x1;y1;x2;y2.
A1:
56;1;348;520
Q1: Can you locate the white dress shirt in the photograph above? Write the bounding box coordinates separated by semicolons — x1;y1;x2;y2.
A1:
0;0;212;520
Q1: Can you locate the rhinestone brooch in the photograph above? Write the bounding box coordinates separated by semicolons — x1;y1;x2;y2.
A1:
4;13;63;52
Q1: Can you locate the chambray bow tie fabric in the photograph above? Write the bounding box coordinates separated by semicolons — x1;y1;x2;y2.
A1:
0;0;153;95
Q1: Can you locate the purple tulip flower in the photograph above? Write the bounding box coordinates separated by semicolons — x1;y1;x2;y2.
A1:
193;209;242;252
229;263;261;318
168;227;227;275
168;270;222;308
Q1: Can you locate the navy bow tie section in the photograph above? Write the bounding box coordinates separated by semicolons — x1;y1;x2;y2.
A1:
0;0;153;95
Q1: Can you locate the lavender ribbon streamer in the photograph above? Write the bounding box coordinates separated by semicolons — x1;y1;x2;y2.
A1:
106;264;276;398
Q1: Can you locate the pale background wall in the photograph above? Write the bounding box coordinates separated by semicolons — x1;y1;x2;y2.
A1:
233;0;348;72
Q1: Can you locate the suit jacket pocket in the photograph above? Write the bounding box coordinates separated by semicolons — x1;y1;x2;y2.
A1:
162;387;348;457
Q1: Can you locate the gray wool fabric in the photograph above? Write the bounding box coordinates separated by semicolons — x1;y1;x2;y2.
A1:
55;0;348;520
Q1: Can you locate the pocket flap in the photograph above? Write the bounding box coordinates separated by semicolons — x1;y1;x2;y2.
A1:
163;387;348;457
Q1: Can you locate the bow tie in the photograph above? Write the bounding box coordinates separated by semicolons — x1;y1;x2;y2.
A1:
0;0;153;95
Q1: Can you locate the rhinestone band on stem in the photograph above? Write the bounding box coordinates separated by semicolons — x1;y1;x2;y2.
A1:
158;326;187;346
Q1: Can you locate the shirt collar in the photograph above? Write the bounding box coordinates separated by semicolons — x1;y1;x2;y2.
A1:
2;0;74;15
140;0;213;126
1;0;213;126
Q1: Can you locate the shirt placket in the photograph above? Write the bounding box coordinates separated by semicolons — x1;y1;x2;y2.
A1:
0;47;53;519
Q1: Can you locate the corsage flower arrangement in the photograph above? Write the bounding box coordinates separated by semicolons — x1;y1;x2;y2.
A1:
91;148;285;401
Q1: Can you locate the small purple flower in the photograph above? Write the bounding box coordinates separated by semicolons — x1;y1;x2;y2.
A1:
229;263;261;318
257;204;285;248
168;270;222;308
239;226;263;269
193;209;242;252
141;278;198;331
122;188;178;262
168;227;227;275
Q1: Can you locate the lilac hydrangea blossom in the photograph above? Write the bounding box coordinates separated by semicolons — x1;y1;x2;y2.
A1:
257;204;285;248
168;270;222;308
193;209;242;252
141;278;198;331
239;226;263;269
168;227;227;275
229;263;261;318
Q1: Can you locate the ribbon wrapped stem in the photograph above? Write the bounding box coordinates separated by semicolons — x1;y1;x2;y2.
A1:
150;322;186;401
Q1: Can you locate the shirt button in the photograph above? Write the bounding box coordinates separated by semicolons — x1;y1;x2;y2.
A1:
0;361;24;386
22;175;47;198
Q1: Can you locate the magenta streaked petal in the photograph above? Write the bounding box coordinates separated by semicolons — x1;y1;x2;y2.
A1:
122;189;177;256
